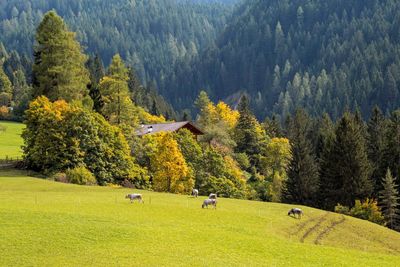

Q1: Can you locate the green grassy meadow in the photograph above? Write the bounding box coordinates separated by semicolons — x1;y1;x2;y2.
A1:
0;121;24;159
1;169;400;266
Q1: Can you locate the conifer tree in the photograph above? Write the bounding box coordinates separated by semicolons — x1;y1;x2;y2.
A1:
99;54;137;126
32;11;89;103
367;106;388;196
234;95;262;167
283;109;319;206
324;112;373;209
379;169;400;229
87;54;105;113
263;114;282;138
317;113;336;208
194;90;213;127
383;110;400;185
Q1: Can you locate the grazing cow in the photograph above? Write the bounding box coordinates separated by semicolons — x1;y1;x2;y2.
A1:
209;193;217;199
192;189;199;198
125;193;144;203
202;199;217;209
288;208;303;218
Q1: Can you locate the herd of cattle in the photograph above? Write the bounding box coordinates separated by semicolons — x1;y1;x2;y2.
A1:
125;189;303;217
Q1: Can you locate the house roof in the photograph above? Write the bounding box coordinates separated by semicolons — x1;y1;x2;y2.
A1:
135;121;203;136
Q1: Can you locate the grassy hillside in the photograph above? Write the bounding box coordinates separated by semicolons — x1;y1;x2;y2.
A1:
0;121;24;159
1;169;399;266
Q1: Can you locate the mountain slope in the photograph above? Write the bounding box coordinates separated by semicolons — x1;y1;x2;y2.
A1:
163;0;400;119
0;0;232;86
1;169;399;266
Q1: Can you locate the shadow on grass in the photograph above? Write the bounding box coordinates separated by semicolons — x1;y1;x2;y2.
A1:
0;167;41;178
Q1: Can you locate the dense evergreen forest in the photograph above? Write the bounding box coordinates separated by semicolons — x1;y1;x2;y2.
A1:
0;0;232;89
165;0;400;119
2;0;400;119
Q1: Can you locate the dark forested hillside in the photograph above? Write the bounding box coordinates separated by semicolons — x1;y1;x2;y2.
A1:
163;0;400;119
1;0;400;120
0;0;231;87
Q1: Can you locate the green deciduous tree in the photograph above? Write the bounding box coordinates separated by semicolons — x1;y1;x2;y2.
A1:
23;96;145;186
0;63;12;106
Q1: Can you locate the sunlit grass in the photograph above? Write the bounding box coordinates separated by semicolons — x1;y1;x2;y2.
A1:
0;169;399;266
0;121;24;159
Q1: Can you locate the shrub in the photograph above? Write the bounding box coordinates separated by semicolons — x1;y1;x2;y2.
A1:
335;199;385;225
0;106;9;119
334;203;350;215
66;166;97;185
52;172;68;183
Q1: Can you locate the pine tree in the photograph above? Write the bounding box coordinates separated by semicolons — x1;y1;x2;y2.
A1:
32;11;89;103
324;112;373;209
234;95;263;168
151;99;160;116
99;54;137;126
383;110;400;186
87;54;105;113
263;114;282;138
317;113;336;208
0;42;8;61
379;169;400;229
367;106;388;196
283;109;319;206
194;90;213;127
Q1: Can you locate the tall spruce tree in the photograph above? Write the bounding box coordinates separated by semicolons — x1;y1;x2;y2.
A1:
263;114;282;138
323;112;373;209
383;110;400;186
194;90;213;128
367;106;388;196
234;95;262;168
87;54;105;113
379;169;400;230
99;54;137;126
32;11;89;103
316;113;336;208
283;109;319;206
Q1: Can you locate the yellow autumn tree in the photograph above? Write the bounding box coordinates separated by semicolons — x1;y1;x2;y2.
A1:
215;101;239;129
261;137;291;202
151;133;192;193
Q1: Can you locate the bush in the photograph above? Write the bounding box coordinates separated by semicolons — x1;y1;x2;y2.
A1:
334;203;350;215
52;172;68;183
66;166;97;185
0;106;10;119
335;199;385;225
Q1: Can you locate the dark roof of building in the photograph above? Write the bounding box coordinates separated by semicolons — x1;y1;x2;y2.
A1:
135;121;203;136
